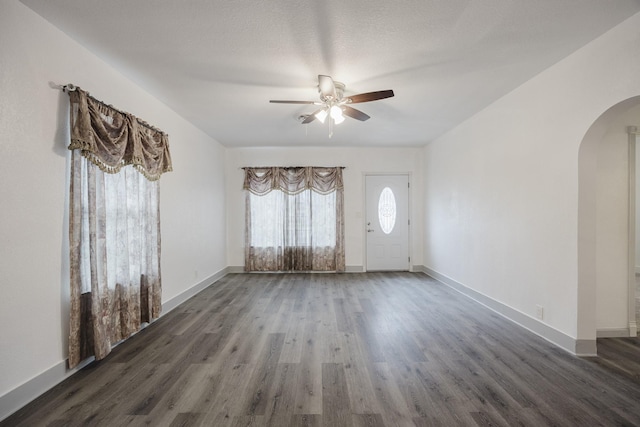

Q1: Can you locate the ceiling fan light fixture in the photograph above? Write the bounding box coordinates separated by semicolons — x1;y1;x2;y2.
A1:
270;75;394;132
330;105;343;120
315;108;328;123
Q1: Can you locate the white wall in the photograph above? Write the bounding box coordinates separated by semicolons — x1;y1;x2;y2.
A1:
0;1;226;417
636;134;640;271
594;104;640;332
423;11;640;353
225;147;423;270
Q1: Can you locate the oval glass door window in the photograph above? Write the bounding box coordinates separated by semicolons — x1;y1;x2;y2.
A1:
378;187;397;234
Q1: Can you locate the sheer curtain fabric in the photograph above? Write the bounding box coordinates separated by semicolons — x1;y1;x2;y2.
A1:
243;167;345;272
67;88;171;368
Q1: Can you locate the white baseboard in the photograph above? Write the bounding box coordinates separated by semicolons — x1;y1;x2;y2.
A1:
0;357;93;423
162;267;232;314
228;265;366;273
597;328;631;338
414;265;428;274
421;266;597;357
596;320;638;338
0;268;231;423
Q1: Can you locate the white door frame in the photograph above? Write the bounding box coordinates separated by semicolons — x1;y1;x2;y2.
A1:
363;172;412;272
627;126;638;337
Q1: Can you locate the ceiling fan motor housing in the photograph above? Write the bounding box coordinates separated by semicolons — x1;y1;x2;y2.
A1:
319;81;345;103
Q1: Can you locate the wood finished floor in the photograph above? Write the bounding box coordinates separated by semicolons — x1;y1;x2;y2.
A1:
4;272;640;427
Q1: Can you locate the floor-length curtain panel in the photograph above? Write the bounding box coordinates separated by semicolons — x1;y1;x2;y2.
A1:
67;87;171;368
244;167;345;272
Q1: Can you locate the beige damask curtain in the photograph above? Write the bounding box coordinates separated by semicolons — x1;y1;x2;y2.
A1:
68;88;172;180
243;167;345;272
67;87;172;368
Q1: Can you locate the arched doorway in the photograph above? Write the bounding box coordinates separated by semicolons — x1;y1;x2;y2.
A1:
578;96;640;350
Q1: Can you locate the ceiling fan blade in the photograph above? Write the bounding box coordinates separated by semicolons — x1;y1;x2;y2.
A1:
318;75;336;99
346;90;395;104
301;114;316;124
270;100;316;104
301;108;326;124
342;106;370;121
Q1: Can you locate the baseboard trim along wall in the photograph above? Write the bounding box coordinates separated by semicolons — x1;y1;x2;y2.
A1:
0;267;231;423
162;267;232;314
596;327;633;338
229;265;366;273
419;266;597;357
0;356;94;422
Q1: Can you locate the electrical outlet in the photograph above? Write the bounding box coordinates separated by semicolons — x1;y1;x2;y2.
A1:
535;305;544;320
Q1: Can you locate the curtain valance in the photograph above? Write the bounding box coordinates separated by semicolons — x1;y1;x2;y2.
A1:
67;87;172;181
243;166;344;195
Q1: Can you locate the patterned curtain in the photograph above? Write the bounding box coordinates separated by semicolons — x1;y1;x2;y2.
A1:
67;88;172;368
243;167;345;272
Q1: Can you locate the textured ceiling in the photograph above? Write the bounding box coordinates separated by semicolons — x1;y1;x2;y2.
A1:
21;0;640;148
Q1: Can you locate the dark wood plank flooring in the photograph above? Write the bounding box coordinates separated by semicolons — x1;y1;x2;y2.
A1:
4;272;640;426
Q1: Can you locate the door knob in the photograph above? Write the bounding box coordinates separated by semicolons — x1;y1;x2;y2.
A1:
367;229;374;232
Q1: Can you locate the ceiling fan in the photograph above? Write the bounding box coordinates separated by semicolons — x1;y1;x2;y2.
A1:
270;75;394;126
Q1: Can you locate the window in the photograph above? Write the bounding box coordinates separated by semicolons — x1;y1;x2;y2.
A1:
249;190;336;249
67;87;171;368
378;187;397;234
243;167;345;272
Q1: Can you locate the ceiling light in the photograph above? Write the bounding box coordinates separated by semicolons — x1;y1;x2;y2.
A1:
330;105;343;120
330;105;345;125
315;109;328;123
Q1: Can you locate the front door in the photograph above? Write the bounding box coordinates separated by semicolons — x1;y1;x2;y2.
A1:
365;174;410;271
